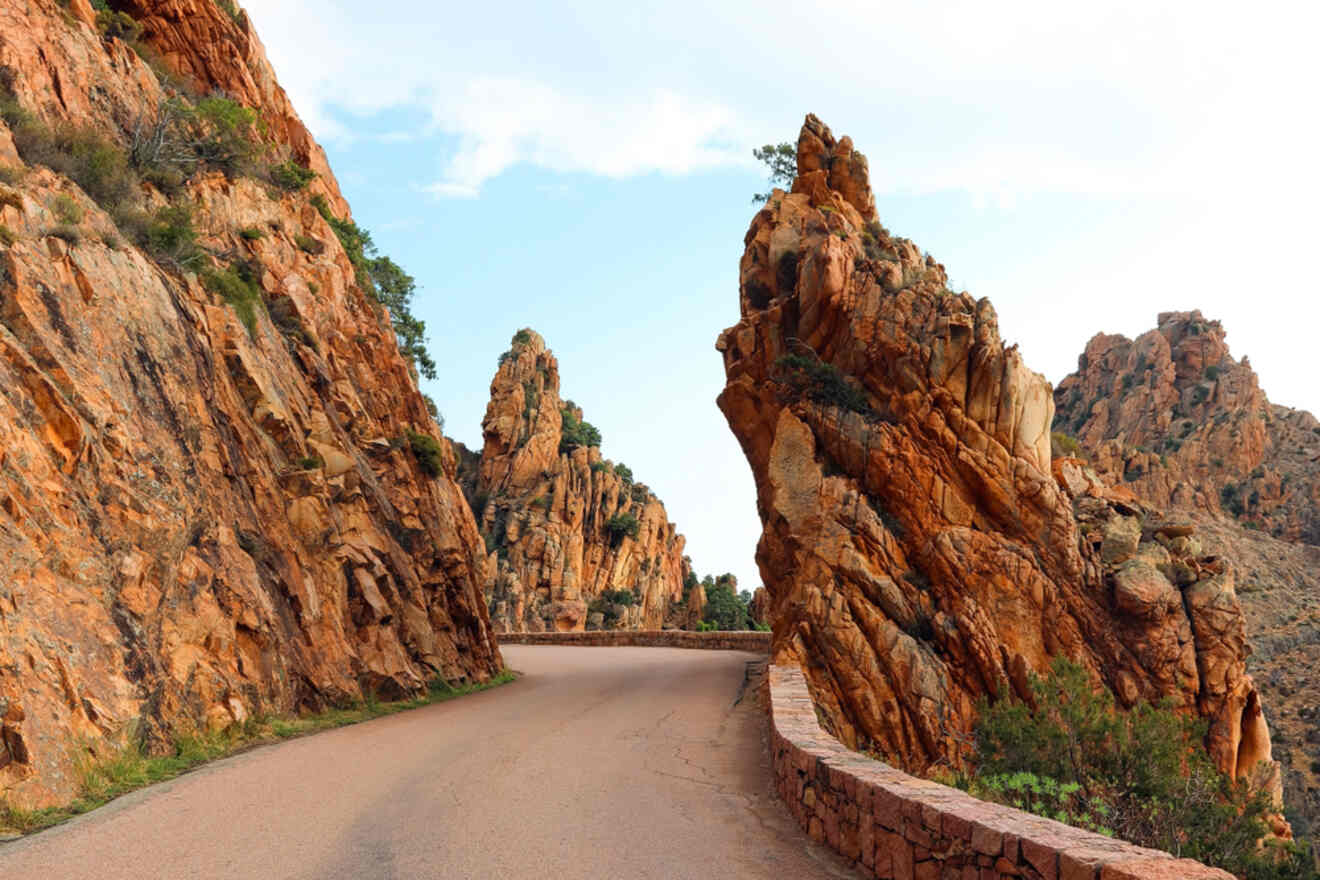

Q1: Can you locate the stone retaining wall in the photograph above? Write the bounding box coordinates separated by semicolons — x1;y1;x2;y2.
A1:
496;630;772;651
766;665;1232;879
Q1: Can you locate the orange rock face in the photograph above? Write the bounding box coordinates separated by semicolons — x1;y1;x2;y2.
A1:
1055;310;1320;544
1056;313;1320;839
0;0;500;808
716;116;1283;811
460;331;689;632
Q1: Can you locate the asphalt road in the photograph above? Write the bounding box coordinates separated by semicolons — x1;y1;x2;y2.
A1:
1;645;861;879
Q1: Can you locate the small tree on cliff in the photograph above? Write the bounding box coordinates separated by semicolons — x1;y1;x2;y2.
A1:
751;142;796;204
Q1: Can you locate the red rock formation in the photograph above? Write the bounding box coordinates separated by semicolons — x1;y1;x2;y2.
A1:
716;115;1284;817
464;330;689;632
0;0;500;808
1057;312;1320;840
1055;310;1320;544
748;586;770;627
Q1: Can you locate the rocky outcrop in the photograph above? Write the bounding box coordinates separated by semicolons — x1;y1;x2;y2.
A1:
1054;311;1320;544
1056;312;1320;841
748;586;770;627
716;115;1284;818
463;330;689;632
0;0;500;809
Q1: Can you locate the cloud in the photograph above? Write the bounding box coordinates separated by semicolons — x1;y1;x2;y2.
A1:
416;78;746;196
243;0;1318;208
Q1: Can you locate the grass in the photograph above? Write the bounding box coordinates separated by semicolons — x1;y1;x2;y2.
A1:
0;668;516;837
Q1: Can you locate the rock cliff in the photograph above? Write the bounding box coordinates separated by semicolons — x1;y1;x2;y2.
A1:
716;115;1284;818
460;330;689;632
1054;310;1320;544
1056;313;1320;840
0;0;500;809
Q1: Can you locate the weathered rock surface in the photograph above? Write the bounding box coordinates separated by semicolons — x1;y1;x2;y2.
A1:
716;115;1284;818
1055;310;1320;544
459;330;689;632
0;0;500;808
1056;313;1320;841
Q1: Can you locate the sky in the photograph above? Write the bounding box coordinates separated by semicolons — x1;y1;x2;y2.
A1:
243;0;1319;593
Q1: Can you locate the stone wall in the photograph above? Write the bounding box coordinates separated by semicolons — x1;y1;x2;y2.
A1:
496;630;771;652
766;665;1233;880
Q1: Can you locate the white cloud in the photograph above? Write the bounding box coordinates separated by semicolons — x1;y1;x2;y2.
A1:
418;79;746;196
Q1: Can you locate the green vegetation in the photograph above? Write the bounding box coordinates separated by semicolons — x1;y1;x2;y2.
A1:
560;405;602;453
702;575;755;631
613;461;633;484
588;588;639;628
217;0;243;24
239;226;264;240
96;9;142;42
294;233;323;254
297;455;322;470
751;142;795;203
0;670;516;837
1051;430;1082;459
1;73;439;384
269;159;315;191
52;193;83;224
138;203;202;268
604;512;640;542
202;262;262;334
0;224;15;247
1221;482;1245;517
775;354;871;415
963;658;1316;879
405;428;444;477
311;196;435;380
1206;365;1221;380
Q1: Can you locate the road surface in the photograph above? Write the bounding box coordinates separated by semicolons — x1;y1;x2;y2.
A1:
1;645;861;879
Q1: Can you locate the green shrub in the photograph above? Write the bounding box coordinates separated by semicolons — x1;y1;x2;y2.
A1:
189;96;260;175
218;0;242;23
1220;482;1245;517
294;234;324;255
139;204;202;268
1051;430;1082;458
1205;365;1221;380
6;110;136;215
775;354;870;415
613;462;633;484
96;10;142;42
0;225;15;247
202;262;263;335
512;328;532;346
52;193;83;224
589;460;610;474
560;406;602;453
405;428;444;478
970;658;1316;878
297;455;322;470
239;226;263;240
604;512;640;542
50;224;80;245
269;159;315;191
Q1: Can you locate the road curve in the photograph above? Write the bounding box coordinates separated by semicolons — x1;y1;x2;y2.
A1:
2;646;861;879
